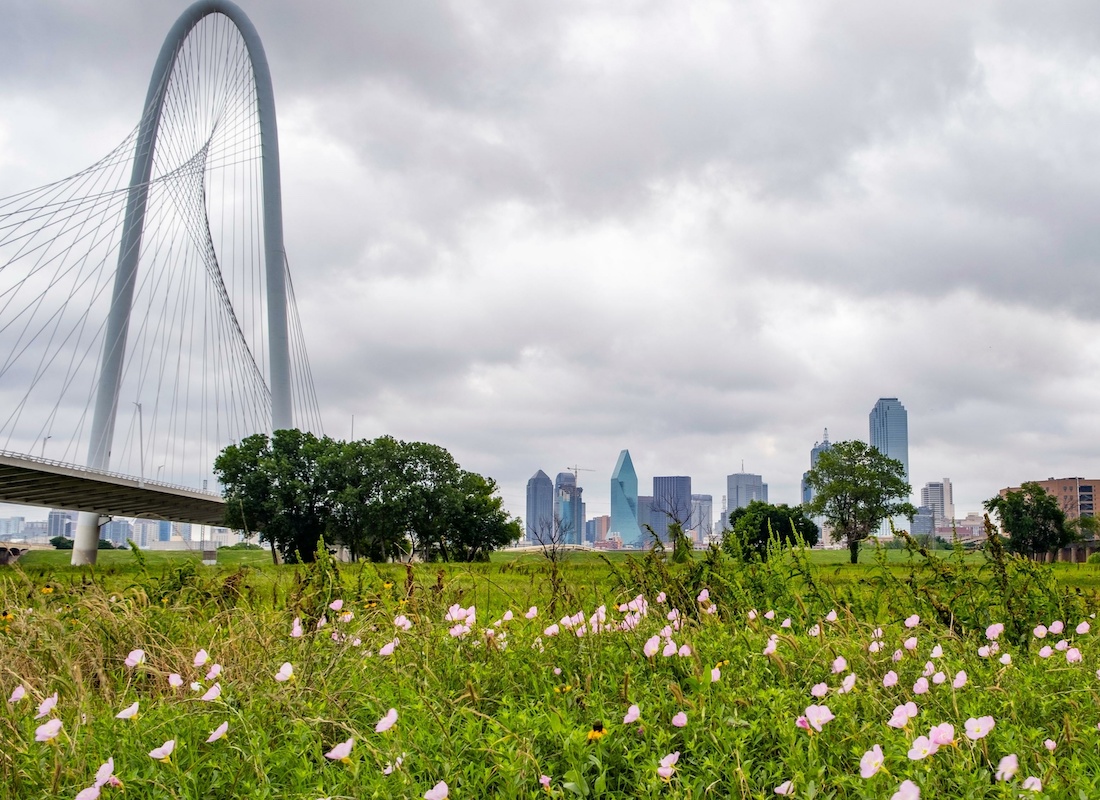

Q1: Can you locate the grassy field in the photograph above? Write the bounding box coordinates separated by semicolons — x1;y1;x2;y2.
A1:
3;543;1100;798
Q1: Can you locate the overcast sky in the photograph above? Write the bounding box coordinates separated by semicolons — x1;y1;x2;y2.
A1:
4;0;1100;529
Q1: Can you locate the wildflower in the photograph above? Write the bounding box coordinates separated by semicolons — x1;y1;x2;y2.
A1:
75;786;101;800
891;780;920;800
888;703;916;728
775;780;793;795
964;715;995;740
811;682;828;698
808;624;821;637
1067;647;1083;663
449;623;470;638
804;704;834;732
1044;739;1056;752
93;758;115;787
167;672;183;688
826;610;838;622
905;615;920;628
1077;621;1090;635
763;636;778;656
662;640;678;658
832;656;847;673
656;751;679;780
697;588;710;603
838;674;857;694
999;653;1012;665
930;644;943;658
41;586;54;595
1038;646;1053;659
503;610;514;622
883;671;898;688
710;666;721;682
35;718;62;742
587;721;607;741
526;606;538;619
316;615;327;629
379;638;398;657
424;781;449;800
953;671;967;688
995;753;1018;781
929;722;954;746
904;637;918;651
932;672;946;685
325;737;354;763
329;599;343;612
1050;620;1064;634
1034;625;1047;639
274;662;294;682
781;618;792;628
201;683;221;702
194;649;209;667
986;623;1004;640
913;677;928;695
124;649;145;668
656;592;667;603
383;581;394;590
394;615;412;630
149;740;175;762
765;610;776;620
748;609;758;621
206;663;222;680
35;692;57;719
892;649;903;662
544;624;560;637
908;735;938;760
643;635;660;658
860;744;885;778
375;708;398;733
384;754;406;775
539;774;551;792
206;721;228;743
190;682;202;691
671;711;688;727
796;716;810;731
922;661;935;677
116;702;139;720
8;685;25;704
677;644;692;657
1022;776;1042;792
291;617;303;638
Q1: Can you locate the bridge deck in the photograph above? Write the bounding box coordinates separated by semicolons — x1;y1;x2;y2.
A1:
0;451;225;525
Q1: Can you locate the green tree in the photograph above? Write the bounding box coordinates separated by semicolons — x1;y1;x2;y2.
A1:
984;482;1071;557
214;429;333;564
804;439;916;564
725;501;819;560
49;536;73;550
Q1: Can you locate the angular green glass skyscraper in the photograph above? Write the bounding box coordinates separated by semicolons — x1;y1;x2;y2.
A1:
610;449;644;545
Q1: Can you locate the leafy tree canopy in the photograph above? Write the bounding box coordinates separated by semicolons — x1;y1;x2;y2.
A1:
803;439;916;564
214;430;520;563
984;482;1071;557
725;501;819;560
49;536;73;550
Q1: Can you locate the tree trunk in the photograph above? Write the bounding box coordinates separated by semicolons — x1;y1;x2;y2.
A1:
848;538;859;564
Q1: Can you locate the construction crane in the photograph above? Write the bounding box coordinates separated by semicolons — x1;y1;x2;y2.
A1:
567;465;596;480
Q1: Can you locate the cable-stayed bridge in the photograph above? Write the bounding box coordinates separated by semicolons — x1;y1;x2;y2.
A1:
0;1;322;564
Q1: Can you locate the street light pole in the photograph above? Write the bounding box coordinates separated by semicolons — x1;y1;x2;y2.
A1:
134;401;144;486
40;435;51;458
156;464;165;482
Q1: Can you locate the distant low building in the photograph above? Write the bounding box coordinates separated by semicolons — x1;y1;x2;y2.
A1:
999;478;1099;521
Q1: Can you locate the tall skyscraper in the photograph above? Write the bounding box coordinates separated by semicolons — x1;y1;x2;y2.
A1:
870;397;910;534
525;470;554;543
690;494;713;543
920;479;954;525
801;428;832;504
727;473;767;511
652;476;692;543
609;450;644;545
554;472;585;546
637;495;656;544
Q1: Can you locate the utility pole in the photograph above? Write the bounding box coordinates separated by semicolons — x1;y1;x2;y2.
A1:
134;401;145;486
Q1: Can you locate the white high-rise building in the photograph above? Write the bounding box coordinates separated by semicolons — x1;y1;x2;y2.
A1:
921;479;955;525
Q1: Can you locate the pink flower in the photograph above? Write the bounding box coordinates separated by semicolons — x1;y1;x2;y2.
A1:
930;644;943;658
804;704;834;732
75;788;100;800
891;779;920;800
274;662;293;682
656;592;667;604
1044;738;1056;752
677;644;692;657
986;623;1004;640
1067;647;1082;663
826;610;838;622
912;677;928;695
860;744;884;778
525;606;538;619
1034;625;1047;639
931;672;946;685
124;649;145;668
839;674;857;694
905;615;920;628
748;609;758;621
201;683;221;702
883;671;898;688
35;718;62;742
148;740;175;761
539;775;551;790
657;751;679;780
1022;776;1042;792
978;645;991;658
811;682;828;698
206;721;229;743
904;636;918;651
329;599;343;612
116;701;139;719
8;685;25;704
503;610;514;622
325;737;354;762
1039;646;1053;659
1077;621;1090;635
929;722;954;746
424;780;449;800
1050;620;1064;634
808;624;821;637
395;615;413;631
643;635;660;658
832;656;847;674
168;673;183;688
384;755;406;775
375;708;398;733
194;649;209;667
995;753;1018;781
623;704;640;724
781;618;792;628
93;757;115;787
379;639;398;657
892;649;903;662
795;716;810;731
206;663;222;681
710;665;721;683
662;641;678;658
291;617;303;638
763;636;778;655
964;716;995;740
908;735;938;760
775;780;793;795
999;653;1012;665
953;671;967;688
35;692;57;719
544;624;560;637
765;610;776;620
671;711;688;727
697;588;710;603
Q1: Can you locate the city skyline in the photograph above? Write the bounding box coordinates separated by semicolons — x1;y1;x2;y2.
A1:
3;3;1100;538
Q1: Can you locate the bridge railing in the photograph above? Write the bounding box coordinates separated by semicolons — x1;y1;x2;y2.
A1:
0;448;222;498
